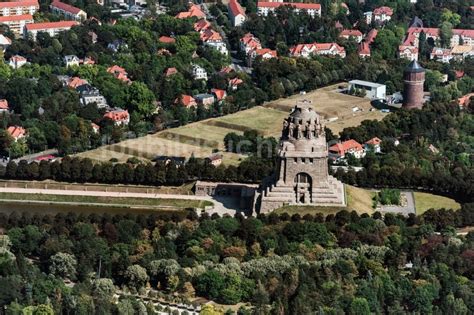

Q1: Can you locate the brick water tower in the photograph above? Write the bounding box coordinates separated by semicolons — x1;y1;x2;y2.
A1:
403;60;425;109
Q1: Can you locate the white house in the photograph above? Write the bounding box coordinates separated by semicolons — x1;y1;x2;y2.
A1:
0;34;11;52
8;55;28;69
430;47;453;63
373;6;393;24
289;42;346;58
398;45;419;61
257;2;321;18
228;0;246;27
192;64;208;81
64;55;81;67
348;80;386;100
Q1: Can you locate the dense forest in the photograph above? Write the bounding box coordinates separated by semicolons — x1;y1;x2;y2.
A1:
0;203;473;314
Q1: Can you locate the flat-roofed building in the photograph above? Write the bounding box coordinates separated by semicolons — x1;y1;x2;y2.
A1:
348;80;386;100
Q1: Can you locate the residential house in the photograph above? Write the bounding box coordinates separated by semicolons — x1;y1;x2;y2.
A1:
200;29;228;55
192;64;208;81
78;85;108;108
175;4;205;19
67;76;88;89
0;0;38;17
250;48;277;60
328;139;365;160
228;77;243;90
91;122;100;134
358;42;371;58
458;93;473;109
24;21;78;40
194;93;215;107
289;42;346;58
0;14;34;35
7;125;27;141
398;45;418;61
164;67;178;77
240;33;262;54
373;6;393;24
206;153;223;166
0;34;12;52
158;36;175;44
194;19;211;33
176;95;197;108
365;29;378;44
364;137;382;153
103;109;129;126
451;45;474;61
228;0;246;27
211;88;227;103
0;99;9;113
430;47;453;63
107;65;131;83
107;39;128;52
363;11;373;24
50;0;87;21
8;55;27;69
257;2;321;18
64;55;81;67
340;29;363;43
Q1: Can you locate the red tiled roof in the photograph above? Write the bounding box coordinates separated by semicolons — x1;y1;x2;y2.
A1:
365;137;381;145
373;6;393;16
455;70;464;79
0;99;8;110
68;76;87;88
107;65;126;74
358;42;370;55
458;93;473;108
91;122;100;130
329;140;363;155
7;126;26;139
398;45;418;53
164;67;177;77
211;88;226;101
25;21;78;31
194;19;211;32
176;95;196;107
254;48;277;58
229;77;243;85
159;36;175;44
175;4;205;19
365;29;378;44
0;0;38;9
200;29;222;42
228;0;245;16
51;0;83;15
289;42;345;56
104;109;129;121
0;14;33;22
257;2;321;10
340;29;363;37
10;55;27;62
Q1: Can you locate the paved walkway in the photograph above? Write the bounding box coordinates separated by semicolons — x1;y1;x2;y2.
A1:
0;187;238;216
377;191;416;216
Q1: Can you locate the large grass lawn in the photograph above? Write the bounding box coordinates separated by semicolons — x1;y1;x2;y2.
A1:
0;192;212;209
414;192;460;215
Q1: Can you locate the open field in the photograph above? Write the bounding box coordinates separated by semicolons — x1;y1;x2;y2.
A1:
414;192;461;215
0;192;212;209
77;83;387;164
275;185;375;216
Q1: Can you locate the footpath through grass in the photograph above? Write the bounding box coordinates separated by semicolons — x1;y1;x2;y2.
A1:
0;192;212;209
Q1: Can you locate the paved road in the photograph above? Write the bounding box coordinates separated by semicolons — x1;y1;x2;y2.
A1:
0;149;58;166
0;187;238;216
378;191;416;216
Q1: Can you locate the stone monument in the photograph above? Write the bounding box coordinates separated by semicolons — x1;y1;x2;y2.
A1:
257;102;346;213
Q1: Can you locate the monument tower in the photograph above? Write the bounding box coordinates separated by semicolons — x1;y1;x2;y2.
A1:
257;102;345;213
403;60;425;109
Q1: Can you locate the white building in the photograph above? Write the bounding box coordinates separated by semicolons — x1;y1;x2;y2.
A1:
64;55;81;67
0;0;38;17
24;21;78;40
50;0;87;22
257;2;321;18
398;45;419;61
8;55;28;69
348;80;386;100
0;14;34;35
0;34;11;52
289;42;346;58
228;0;246;27
192;64;208;81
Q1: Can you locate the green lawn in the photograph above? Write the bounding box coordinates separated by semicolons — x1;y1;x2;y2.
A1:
414;192;460;215
0;192;212;209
